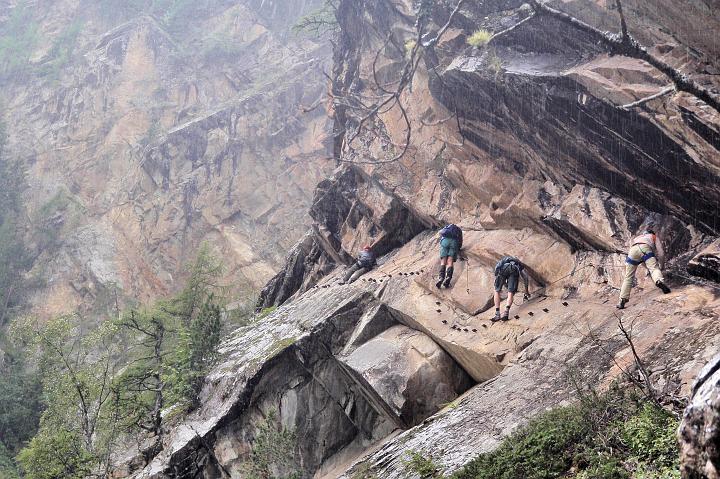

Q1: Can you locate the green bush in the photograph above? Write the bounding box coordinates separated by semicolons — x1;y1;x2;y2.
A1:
0;7;40;79
16;429;94;479
240;411;300;479
257;306;278;320
453;387;680;479
621;403;678;467
0;441;19;479
455;406;588;479
402;450;443;478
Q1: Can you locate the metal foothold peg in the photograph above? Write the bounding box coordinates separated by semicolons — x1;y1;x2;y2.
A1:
562;302;569;306
528;312;534;316
442;320;448;324
436;309;442;313
514;315;520;319
472;329;478;332
542;308;549;313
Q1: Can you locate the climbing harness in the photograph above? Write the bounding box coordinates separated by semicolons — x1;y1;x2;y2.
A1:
625;248;655;266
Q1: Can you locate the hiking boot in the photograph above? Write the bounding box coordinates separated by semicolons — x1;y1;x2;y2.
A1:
616;298;628;309
491;311;501;322
435;280;443;289
443;277;452;288
656;281;671;294
500;309;510;321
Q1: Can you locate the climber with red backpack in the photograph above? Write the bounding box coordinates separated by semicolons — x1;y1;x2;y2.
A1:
617;228;670;309
492;256;530;322
436;224;463;289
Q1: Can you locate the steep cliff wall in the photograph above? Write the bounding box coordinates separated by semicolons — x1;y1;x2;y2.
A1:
0;0;334;318
129;1;720;478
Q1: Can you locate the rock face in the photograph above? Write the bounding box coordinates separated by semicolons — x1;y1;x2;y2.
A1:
680;354;720;479
12;0;714;477
688;240;720;283
340;324;473;428
122;0;720;477
130;286;474;478
1;0;334;317
258;166;431;308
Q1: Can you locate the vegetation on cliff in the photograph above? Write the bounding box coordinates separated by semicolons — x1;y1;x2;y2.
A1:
395;385;679;479
452;385;680;479
7;245;227;478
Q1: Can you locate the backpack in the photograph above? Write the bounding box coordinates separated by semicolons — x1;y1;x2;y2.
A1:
358;250;376;268
495;256;522;277
440;224;461;240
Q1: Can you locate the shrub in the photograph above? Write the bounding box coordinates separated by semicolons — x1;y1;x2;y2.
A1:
455;406;588;479
453;386;681;479
240;411;300;479
402;450;443;478
16;430;94;479
621;403;679;468
467;29;492;47
405;40;417;58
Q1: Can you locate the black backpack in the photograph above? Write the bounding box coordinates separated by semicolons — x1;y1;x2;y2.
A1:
495;256;522;277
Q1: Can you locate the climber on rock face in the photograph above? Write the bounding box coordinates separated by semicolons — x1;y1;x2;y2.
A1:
339;245;376;285
436;224;463;289
492;256;530;322
617;228;670;309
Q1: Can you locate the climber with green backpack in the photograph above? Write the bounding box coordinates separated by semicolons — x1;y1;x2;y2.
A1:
492;256;530;322
436;224;463;289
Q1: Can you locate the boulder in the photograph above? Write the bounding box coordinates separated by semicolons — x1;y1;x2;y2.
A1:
680;354;720;479
340;325;473;428
688;240;720;283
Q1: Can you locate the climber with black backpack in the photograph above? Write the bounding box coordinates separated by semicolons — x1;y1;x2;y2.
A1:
492;256;530;322
436;224;463;289
339;245;376;285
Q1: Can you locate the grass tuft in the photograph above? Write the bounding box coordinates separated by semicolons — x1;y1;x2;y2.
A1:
467;29;492;47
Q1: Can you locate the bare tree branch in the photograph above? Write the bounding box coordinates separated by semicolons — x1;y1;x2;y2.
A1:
528;0;720;114
616;315;661;406
338;0;469;165
487;13;537;43
422;0;469;47
621;85;675;110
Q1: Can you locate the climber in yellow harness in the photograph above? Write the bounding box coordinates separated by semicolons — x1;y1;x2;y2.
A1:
617;228;671;309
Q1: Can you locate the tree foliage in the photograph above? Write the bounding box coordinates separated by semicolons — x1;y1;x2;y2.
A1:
112;244;225;447
12;315;122;479
292;0;339;39
239;411;300;479
0;7;40;79
10;238;226;476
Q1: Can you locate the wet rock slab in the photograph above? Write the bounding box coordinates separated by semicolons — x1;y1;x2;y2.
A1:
340;325;473;428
